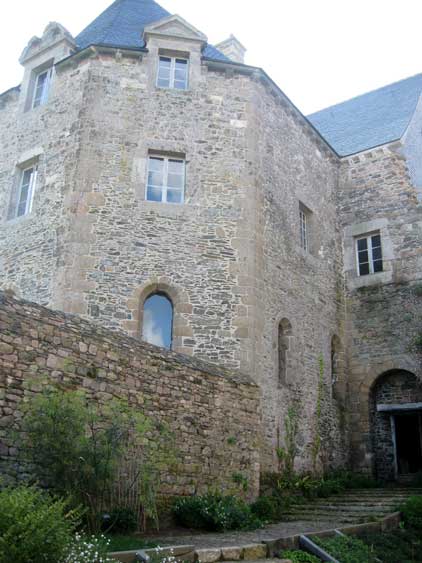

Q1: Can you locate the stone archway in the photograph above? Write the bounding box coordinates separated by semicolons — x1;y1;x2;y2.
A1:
370;369;422;481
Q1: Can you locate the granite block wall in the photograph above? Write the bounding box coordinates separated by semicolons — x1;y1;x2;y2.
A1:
0;292;261;499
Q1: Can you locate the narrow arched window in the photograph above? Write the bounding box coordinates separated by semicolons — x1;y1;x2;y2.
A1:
331;335;341;384
142;293;173;350
278;319;292;386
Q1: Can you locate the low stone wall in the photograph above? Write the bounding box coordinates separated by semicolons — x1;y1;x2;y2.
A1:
0;292;261;499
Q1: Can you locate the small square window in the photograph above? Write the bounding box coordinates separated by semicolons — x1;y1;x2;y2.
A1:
146;156;185;204
32;67;53;109
356;232;383;276
157;56;188;90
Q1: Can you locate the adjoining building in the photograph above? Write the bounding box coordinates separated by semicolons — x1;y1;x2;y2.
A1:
1;0;421;481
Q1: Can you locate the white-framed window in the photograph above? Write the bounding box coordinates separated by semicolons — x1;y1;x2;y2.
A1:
157;56;188;90
13;166;37;219
146;155;185;204
32;66;53;108
356;232;383;276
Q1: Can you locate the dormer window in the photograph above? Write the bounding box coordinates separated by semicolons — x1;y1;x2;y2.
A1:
157;56;188;90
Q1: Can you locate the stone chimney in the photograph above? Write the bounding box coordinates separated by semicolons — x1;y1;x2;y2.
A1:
215;34;246;64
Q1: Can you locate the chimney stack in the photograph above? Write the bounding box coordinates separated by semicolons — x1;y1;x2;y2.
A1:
215;34;246;64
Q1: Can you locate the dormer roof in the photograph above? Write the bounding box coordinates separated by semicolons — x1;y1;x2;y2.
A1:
75;0;227;61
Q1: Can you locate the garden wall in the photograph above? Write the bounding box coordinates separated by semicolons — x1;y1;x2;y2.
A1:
0;292;261;499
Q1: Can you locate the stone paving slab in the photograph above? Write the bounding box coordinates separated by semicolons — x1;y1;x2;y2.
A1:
145;519;339;550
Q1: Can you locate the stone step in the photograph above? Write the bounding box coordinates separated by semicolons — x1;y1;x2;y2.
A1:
289;505;393;513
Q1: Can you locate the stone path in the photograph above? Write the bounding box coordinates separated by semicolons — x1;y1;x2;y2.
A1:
146;488;422;550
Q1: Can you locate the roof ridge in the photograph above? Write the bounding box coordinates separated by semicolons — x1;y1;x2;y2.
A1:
309;72;422;117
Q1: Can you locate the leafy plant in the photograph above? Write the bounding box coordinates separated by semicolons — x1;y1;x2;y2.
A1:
20;385;175;533
173;492;262;531
313;534;378;563
0;485;80;563
250;495;285;521
103;507;138;533
280;550;320;563
401;495;422;530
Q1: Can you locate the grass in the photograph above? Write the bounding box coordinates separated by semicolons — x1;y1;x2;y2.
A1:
360;528;422;563
106;534;158;552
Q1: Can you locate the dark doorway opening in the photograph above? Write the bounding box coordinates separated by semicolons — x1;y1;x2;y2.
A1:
395;413;422;475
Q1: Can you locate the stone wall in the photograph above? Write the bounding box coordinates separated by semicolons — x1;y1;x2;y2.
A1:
339;142;422;474
0;292;261;499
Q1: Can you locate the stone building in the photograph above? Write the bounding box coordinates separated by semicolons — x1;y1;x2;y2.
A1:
0;0;420;481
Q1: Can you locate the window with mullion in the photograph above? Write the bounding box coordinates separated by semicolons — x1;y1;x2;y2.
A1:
356;233;383;276
146;156;185;204
157;56;188;90
300;209;308;252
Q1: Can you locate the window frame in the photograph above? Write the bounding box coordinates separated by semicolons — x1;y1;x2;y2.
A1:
32;66;53;109
15;165;38;219
299;206;309;252
145;155;186;204
355;232;383;276
156;56;189;90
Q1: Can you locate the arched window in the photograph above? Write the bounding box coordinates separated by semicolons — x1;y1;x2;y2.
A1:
278;318;292;386
142;293;173;350
331;335;341;384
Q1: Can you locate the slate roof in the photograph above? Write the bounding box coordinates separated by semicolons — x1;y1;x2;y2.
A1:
75;0;228;61
307;73;422;156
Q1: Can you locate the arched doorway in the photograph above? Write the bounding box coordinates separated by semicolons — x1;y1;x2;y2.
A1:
371;370;422;481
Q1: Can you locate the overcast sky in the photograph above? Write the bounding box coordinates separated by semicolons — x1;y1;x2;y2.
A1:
2;0;422;114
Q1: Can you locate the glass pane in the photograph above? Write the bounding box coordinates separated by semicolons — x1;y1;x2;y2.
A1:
357;238;368;251
358;250;369;263
371;234;381;247
373;260;383;273
174;69;187;81
175;59;188;68
174;80;187;90
167;173;184;189
148;170;163;187
148;157;164;171
168;160;184;173
17;202;27;217
166;189;183;204
142;293;173;349
146;186;163;202
159;57;171;67
372;246;382;261
359;262;370;276
157;77;170;88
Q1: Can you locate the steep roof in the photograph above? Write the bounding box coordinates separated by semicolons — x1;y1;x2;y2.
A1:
307;73;422;156
75;0;228;61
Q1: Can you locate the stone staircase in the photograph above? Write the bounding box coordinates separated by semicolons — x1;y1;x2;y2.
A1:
284;487;422;525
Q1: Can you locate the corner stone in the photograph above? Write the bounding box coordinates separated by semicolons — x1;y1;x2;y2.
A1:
242;544;268;560
221;547;242;561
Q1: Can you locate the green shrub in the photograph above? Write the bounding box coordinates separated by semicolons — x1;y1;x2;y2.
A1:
280;550;320;563
104;507;138;533
401;495;422;530
313;534;378;563
0;485;80;563
250;495;285;521
173;493;262;531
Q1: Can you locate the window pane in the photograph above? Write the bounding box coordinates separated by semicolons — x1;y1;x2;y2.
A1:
359;262;370;276
357;238;368;251
142;293;173;349
167;173;184;189
371;234;381;247
166;188;183;203
373;260;383;273
146;186;163;202
174;80;187;90
174;69;187;81
157;77;171;88
372;246;382;261
358;250;369;263
148;157;164;171
159;57;171;67
168;160;183;173
175;59;188;69
148;170;164;187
